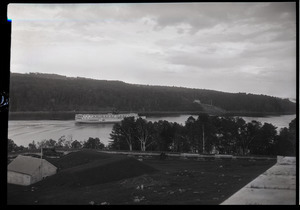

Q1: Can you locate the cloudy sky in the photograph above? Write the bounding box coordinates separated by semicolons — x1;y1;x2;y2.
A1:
8;2;296;99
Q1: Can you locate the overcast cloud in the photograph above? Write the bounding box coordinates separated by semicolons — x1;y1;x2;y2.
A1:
8;2;296;99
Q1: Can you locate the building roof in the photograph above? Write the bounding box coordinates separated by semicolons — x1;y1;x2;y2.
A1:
7;155;57;176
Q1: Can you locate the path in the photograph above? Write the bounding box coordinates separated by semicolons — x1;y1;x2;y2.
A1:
221;156;296;205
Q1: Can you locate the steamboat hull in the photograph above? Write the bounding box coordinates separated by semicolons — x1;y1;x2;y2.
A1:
75;119;123;124
75;113;146;124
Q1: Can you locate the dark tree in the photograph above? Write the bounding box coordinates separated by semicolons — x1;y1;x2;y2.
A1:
110;117;137;151
8;139;17;152
213;117;238;154
28;140;37;150
135;118;155;151
241;120;262;155
83;137;104;149
273;128;293;156
153;120;176;151
273;118;296;156
170;123;189;152
288;118;296;153
185;116;200;153
250;123;277;155
71;140;82;149
196;113;218;154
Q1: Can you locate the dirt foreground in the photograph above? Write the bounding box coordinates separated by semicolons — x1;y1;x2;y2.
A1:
7;151;276;205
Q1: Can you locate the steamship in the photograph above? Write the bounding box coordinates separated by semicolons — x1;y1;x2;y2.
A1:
75;113;146;124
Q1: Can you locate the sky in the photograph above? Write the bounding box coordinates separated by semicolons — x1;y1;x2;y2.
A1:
7;2;297;99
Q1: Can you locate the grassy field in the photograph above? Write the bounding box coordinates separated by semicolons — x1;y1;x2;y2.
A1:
7;150;276;205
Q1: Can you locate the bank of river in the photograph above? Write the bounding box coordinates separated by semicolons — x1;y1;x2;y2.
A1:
7;113;296;147
8;111;296;120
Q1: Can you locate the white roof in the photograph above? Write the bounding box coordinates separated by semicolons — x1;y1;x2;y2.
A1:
7;155;57;176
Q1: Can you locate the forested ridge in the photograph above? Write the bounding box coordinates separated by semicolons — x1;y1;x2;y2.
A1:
9;72;296;114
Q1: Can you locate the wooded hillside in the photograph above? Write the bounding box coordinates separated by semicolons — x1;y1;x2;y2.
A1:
8;73;296;114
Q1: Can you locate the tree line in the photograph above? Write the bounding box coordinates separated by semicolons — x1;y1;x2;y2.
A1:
108;114;296;156
8;114;296;157
8;136;105;153
9;73;295;114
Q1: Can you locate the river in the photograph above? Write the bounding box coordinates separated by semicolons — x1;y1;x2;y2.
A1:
7;114;296;147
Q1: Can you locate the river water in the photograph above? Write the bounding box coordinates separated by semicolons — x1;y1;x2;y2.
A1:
7;114;296;147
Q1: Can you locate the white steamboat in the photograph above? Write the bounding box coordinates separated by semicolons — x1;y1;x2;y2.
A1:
75;113;145;124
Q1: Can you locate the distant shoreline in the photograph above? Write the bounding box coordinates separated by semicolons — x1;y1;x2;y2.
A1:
7;111;296;120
